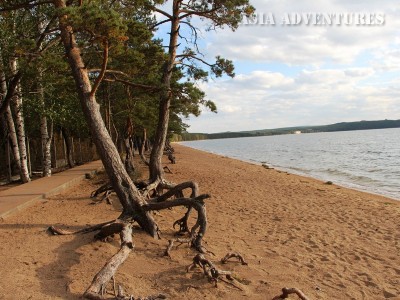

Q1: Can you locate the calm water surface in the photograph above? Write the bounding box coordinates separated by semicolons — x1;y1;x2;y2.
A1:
181;128;400;200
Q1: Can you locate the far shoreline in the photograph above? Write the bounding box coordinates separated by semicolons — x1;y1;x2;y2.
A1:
175;141;400;203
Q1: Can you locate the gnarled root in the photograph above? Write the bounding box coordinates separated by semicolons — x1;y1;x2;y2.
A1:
145;194;210;254
187;254;243;290
50;220;165;299
164;238;191;257
84;223;133;299
91;182;113;199
172;207;192;235
272;287;310;300
48;220;116;235
155;181;199;235
91;190;113;205
85;222;164;300
221;252;248;265
163;166;173;174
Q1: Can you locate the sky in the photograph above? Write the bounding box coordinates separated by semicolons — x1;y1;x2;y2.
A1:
155;0;400;133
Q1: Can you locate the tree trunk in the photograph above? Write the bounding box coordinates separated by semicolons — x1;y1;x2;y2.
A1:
4;107;21;173
52;134;57;168
61;127;75;168
0;53;22;176
1;116;12;181
10;57;30;183
123;118;135;175
38;71;52;176
54;0;158;237
149;0;180;182
41;116;52;176
6;131;12;181
34;18;53;177
37;28;52;176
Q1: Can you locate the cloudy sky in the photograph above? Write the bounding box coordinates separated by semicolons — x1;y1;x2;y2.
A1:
157;0;400;133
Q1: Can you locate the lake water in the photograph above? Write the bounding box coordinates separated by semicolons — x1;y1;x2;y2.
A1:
181;128;400;200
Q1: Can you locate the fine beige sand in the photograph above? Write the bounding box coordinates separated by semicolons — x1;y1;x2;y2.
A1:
0;144;399;300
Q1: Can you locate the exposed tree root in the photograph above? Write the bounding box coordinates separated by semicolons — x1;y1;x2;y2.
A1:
164;238;191;257
221;252;248;265
91;182;114;199
272;287;310;300
187;254;243;290
172;207;192;235
91;190;113;205
163;166;172;174
51;181;210;299
83;222;167;300
167;152;175;164
145;194;210;253
48;220;116;235
84;223;134;299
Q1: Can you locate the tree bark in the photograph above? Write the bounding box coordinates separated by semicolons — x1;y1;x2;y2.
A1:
0;52;22;176
1;116;12;181
9;57;30;183
61;127;75;168
54;0;158;237
123;118;135;175
38;70;52;176
4;107;21;173
149;0;180;182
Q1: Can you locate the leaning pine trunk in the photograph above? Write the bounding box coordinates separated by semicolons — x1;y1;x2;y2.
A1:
54;0;158;237
149;2;180;182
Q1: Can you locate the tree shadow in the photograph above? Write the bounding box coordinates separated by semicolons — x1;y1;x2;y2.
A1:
36;228;96;299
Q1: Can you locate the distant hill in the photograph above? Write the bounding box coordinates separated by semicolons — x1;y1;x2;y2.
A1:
178;119;400;141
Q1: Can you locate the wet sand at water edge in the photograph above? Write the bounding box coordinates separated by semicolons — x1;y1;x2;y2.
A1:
0;143;399;299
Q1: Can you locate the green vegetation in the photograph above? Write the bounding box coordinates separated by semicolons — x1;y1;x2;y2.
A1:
0;0;254;180
178;119;400;141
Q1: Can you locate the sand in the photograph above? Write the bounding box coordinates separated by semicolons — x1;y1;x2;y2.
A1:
0;143;399;300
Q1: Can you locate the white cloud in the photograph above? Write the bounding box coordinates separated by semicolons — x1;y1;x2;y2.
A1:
203;0;400;66
188;68;400;132
153;1;400;132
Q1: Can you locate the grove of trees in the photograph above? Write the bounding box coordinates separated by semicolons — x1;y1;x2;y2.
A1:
0;1;264;299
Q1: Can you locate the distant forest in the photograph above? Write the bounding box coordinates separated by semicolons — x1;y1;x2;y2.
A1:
177;119;400;141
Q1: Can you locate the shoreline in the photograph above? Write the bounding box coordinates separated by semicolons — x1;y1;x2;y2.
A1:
177;142;400;202
171;144;400;299
0;144;399;299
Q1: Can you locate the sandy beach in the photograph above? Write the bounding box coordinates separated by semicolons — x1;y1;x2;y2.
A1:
0;143;399;299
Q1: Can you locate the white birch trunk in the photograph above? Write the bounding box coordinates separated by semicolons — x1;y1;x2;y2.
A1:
0;55;22;175
10;57;30;183
37;19;52;177
38;70;52;177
